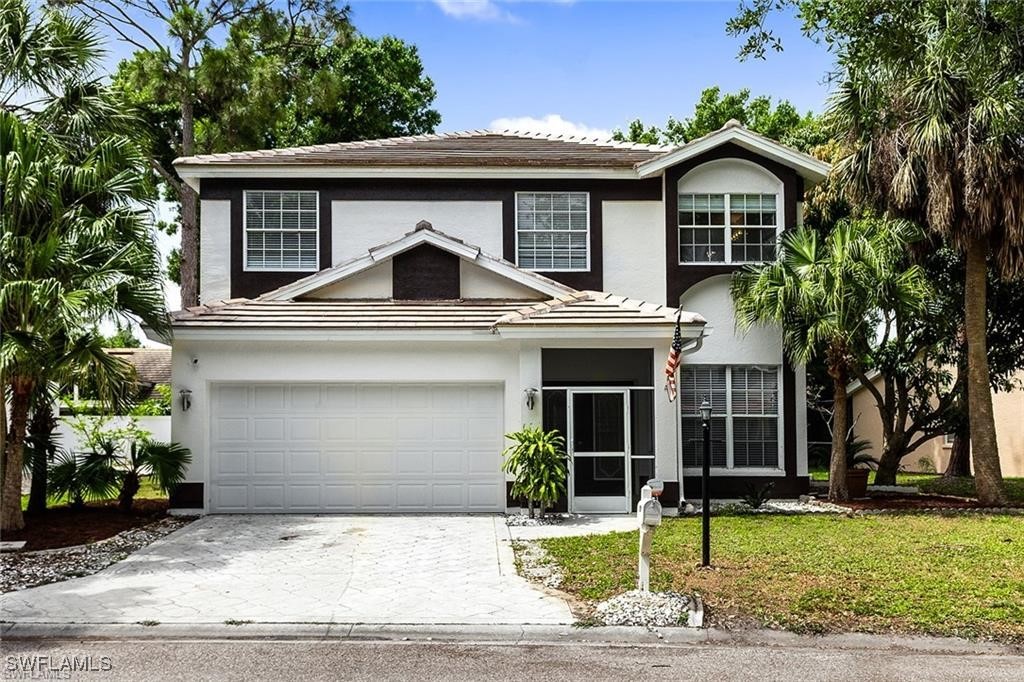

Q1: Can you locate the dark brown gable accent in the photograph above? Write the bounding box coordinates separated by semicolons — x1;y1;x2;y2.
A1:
663;142;802;304
392;244;460;300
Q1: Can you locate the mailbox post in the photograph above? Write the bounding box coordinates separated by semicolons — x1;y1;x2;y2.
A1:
636;478;664;592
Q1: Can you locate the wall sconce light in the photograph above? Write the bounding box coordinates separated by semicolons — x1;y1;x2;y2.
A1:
179;389;193;412
524;387;538;410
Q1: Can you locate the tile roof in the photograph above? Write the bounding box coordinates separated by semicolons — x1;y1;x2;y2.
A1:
104;348;171;398
170;293;705;332
174;130;672;169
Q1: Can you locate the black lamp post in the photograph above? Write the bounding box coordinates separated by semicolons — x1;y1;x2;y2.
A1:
699;398;712;568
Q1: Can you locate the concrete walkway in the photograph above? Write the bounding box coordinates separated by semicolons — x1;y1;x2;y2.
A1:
0;516;572;625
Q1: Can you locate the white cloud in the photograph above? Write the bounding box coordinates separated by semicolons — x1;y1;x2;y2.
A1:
433;0;518;22
489;114;611;140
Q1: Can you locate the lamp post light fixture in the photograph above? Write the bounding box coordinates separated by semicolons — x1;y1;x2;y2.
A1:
699;398;712;568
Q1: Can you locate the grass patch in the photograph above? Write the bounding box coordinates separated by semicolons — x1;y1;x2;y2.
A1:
20;476;167;511
808;467;938;487
916;477;1024;503
540;515;1024;641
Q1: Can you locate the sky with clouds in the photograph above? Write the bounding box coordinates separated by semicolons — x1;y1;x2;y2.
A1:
96;1;835;341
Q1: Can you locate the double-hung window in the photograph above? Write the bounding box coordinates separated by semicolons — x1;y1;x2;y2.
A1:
678;192;778;264
244;190;319;271
516;192;589;271
680;365;780;469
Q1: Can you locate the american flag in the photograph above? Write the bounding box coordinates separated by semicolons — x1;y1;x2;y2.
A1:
664;309;683;402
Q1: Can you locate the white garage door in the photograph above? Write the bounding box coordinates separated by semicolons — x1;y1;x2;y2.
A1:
209;383;505;513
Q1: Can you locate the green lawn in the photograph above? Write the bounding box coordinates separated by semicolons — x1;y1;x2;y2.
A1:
20;477;167;511
808;468;1024;503
540;515;1024;641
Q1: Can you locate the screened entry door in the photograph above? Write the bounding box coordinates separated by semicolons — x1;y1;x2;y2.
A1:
569;390;629;513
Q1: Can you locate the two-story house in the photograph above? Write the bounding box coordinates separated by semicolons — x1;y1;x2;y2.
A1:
162;120;829;514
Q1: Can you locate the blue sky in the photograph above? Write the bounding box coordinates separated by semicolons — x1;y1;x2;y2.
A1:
345;1;835;137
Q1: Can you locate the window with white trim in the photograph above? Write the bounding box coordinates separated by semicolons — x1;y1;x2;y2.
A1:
244;190;319;271
516;192;589;271
680;365;780;469
678;192;778;264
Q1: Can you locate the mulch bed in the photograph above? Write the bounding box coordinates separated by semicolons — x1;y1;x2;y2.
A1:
828;494;1024;512
4;499;170;551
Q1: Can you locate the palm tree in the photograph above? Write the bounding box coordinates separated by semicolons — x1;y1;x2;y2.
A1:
0;111;169;531
826;2;1024;505
731;218;928;501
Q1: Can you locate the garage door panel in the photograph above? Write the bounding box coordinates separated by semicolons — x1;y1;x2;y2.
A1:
288;485;321;509
323;449;358;475
288;450;321;475
253;418;285;441
210;383;503;513
323;484;358;510
289;418;320;440
357;416;396;442
323;418;356;441
431;450;463;475
254;385;286;410
252;485;285;510
289;385;321;409
358;450;395;475
397;417;432;440
215;418;248;441
216;451;249;476
395;449;432;474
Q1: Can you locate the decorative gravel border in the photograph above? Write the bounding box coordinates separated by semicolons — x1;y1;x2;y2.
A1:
0;516;194;593
802;496;1024;516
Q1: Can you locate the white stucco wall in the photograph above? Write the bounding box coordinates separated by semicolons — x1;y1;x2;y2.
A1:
307;261;393;299
199;199;232;303
460;261;544;299
679;275;782;365
331;201;504;264
172;336;685;510
55;415;171;455
678;158;783;197
602;201;667;304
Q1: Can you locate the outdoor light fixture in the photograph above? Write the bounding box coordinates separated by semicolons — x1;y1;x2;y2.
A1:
524;387;538;410
699;397;712;567
179;389;193;412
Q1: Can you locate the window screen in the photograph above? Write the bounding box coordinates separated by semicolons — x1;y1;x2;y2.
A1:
516;192;589;271
680;365;780;469
245;190;319;270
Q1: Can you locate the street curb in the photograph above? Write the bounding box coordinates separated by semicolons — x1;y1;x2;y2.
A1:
1;622;1020;656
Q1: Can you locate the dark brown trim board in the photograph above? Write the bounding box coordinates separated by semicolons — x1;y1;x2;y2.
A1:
663;142;802;302
682;475;809;499
203;177;660;299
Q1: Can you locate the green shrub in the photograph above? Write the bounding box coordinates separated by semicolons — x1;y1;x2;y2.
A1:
501;426;568;518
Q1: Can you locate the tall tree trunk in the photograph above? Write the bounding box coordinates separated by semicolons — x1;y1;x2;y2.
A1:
945;432;971;478
1;377;35;532
178;93;199;308
828;374;850;501
873;434;908;487
26;402;55;515
963;238;1005;505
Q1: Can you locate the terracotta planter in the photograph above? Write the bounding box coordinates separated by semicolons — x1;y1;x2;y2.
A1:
846;468;870;498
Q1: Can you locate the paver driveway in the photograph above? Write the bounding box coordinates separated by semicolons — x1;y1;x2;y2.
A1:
0;516;572;625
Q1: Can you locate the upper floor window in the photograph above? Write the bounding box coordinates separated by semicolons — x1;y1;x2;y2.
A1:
516;192;589;271
244;190;319;271
678;192;777;264
680;365;780;470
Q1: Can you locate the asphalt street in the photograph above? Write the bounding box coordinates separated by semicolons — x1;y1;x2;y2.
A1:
2;638;1022;682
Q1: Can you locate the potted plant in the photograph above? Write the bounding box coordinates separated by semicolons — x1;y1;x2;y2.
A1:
501;426;568;519
845;438;877;499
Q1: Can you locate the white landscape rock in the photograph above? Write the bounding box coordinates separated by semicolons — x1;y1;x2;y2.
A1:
595;589;691;627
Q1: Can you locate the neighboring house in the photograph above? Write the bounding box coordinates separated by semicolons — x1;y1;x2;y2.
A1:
159;120;829;514
56;348;173;454
850;370;1024;477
